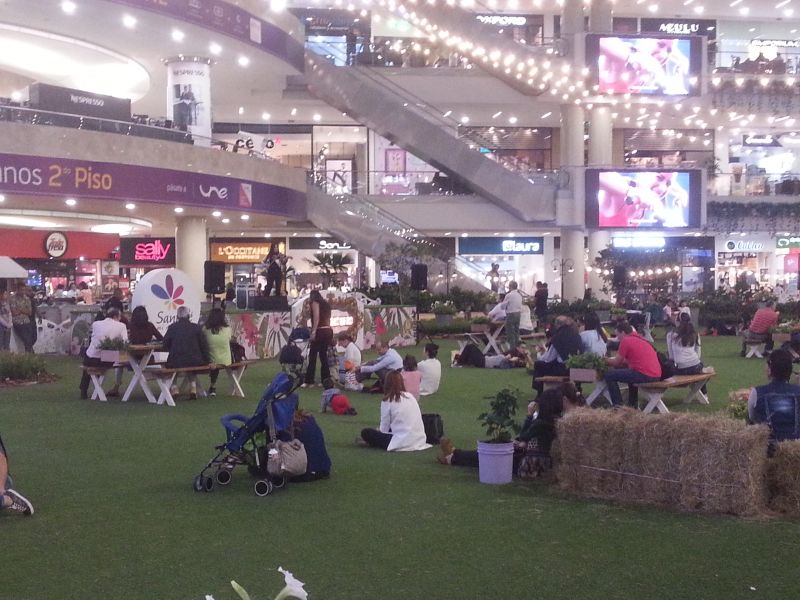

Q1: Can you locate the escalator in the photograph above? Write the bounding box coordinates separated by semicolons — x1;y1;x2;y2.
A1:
304;50;560;224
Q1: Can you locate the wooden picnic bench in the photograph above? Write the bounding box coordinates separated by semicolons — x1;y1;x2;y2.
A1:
81;360;261;406
635;371;715;415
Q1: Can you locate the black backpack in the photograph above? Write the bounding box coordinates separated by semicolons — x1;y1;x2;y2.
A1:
422;414;444;445
279;341;304;366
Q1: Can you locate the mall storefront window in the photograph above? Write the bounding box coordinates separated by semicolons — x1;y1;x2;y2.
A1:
457;236;546;296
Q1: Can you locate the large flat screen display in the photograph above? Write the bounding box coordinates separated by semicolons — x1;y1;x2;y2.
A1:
586;34;703;96
585;169;702;229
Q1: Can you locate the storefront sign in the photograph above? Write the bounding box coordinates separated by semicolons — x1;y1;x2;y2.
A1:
108;0;305;71
211;242;273;263
777;236;800;249
476;15;528;26
119;237;176;266
640;18;716;38
131;268;202;333
0;152;305;219
290;237;352;251
725;240;765;252
613;236;666;249
742;134;782;147
44;232;68;258
750;39;800;49
458;237;544;255
28;83;132;122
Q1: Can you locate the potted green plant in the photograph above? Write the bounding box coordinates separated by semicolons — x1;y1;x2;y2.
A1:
471;315;491;333
476;387;520;485
565;353;608;383
431;300;456;325
98;337;129;364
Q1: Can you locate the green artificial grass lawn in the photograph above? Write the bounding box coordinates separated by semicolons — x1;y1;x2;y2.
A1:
1;334;799;600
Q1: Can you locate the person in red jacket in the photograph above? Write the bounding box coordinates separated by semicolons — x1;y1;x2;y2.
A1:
604;320;661;408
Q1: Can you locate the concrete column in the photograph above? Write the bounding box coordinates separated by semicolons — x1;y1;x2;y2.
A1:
560;229;585;301
588;106;613;167
561;0;585;63
715;128;731;196
559;104;586;227
589;0;613;34
175;216;208;293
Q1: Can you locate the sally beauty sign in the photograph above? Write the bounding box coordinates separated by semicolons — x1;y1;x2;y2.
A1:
131;269;202;334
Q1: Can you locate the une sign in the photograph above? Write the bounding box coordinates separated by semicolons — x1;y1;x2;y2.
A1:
131;269;202;334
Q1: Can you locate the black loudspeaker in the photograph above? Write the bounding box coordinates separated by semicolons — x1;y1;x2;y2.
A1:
410;264;428;290
204;261;226;294
612;266;627;288
252;296;290;311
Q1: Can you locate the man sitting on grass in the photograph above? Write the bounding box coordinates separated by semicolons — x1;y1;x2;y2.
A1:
356;339;402;392
0;434;33;516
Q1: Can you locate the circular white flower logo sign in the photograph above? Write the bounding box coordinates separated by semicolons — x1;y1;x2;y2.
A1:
131;268;202;334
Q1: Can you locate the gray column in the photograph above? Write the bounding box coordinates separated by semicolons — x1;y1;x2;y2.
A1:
587;106;614;298
589;0;613;34
561;229;586;301
175;216;208;293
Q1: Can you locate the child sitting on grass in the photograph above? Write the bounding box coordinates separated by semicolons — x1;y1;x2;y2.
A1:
342;360;363;392
401;355;422;401
320;377;357;415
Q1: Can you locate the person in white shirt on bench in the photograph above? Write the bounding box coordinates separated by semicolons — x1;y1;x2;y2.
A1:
79;307;128;400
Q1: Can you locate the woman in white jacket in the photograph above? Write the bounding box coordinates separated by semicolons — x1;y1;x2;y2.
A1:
359;371;431;451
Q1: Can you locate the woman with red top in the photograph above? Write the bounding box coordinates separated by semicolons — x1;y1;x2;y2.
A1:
604;320;661;408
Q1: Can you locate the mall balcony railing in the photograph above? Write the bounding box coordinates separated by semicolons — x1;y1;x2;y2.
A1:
0;104;279;162
713;172;800;197
312;168;562;197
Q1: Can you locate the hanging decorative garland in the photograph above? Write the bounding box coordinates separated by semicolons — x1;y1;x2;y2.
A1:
707;202;800;234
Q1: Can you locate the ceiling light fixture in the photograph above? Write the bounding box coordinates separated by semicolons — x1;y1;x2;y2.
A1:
237;55;250;67
261;112;271;121
221;218;230;224
212;211;222;217
174;207;184;213
125;203;135;210
241;214;250;221
65;198;77;206
312;113;322;122
61;1;77;14
209;42;222;56
122;14;137;28
171;29;185;42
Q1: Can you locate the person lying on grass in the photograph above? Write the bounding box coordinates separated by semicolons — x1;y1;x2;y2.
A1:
437;383;583;476
453;342;531;369
358;371;430;452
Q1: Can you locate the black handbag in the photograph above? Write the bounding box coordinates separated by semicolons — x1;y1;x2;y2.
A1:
421;413;444;445
656;351;676;380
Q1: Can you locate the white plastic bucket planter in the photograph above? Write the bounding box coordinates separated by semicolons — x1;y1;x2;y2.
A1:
477;441;515;484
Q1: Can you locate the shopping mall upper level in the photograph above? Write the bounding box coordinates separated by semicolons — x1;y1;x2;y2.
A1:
1;0;800;248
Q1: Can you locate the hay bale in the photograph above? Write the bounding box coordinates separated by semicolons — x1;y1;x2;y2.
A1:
677;417;769;515
556;409;770;516
767;441;800;515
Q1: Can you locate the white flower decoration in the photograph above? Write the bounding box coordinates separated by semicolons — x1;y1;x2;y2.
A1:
274;567;308;600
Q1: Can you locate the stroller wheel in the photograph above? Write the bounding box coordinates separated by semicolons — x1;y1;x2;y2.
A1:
215;469;232;486
271;475;286;489
203;476;214;493
192;475;205;493
254;479;273;497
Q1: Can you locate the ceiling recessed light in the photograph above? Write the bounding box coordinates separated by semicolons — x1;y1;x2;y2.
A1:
648;3;658;11
125;203;135;210
312;113;322;122
739;6;750;14
290;107;297;116
261;112;271;121
270;0;288;11
238;106;244;115
0;194;5;202
314;233;322;238
174;207;184;213
492;111;502;118
460;116;470;124
237;55;250;67
171;28;185;42
241;214;250;220
122;14;137;28
61;1;76;14
209;42;222;56
264;233;271;238
212;210;222;218
508;116;518;124
221;218;230;224
65;198;77;206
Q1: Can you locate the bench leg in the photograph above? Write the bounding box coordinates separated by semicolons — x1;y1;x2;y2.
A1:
683;381;710;405
156;375;177;407
745;344;764;359
227;366;246;398
585;381;608;407
90;374;108;402
641;391;669;414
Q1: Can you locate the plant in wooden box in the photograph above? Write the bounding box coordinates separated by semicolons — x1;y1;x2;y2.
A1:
98;337;129;364
772;322;797;347
471;315;491;333
565;353;608;383
476;387;520;485
431;300;456;325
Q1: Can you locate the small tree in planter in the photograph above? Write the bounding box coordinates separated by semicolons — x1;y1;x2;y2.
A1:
476;387;520;484
98;337;129;364
565;353;608;383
